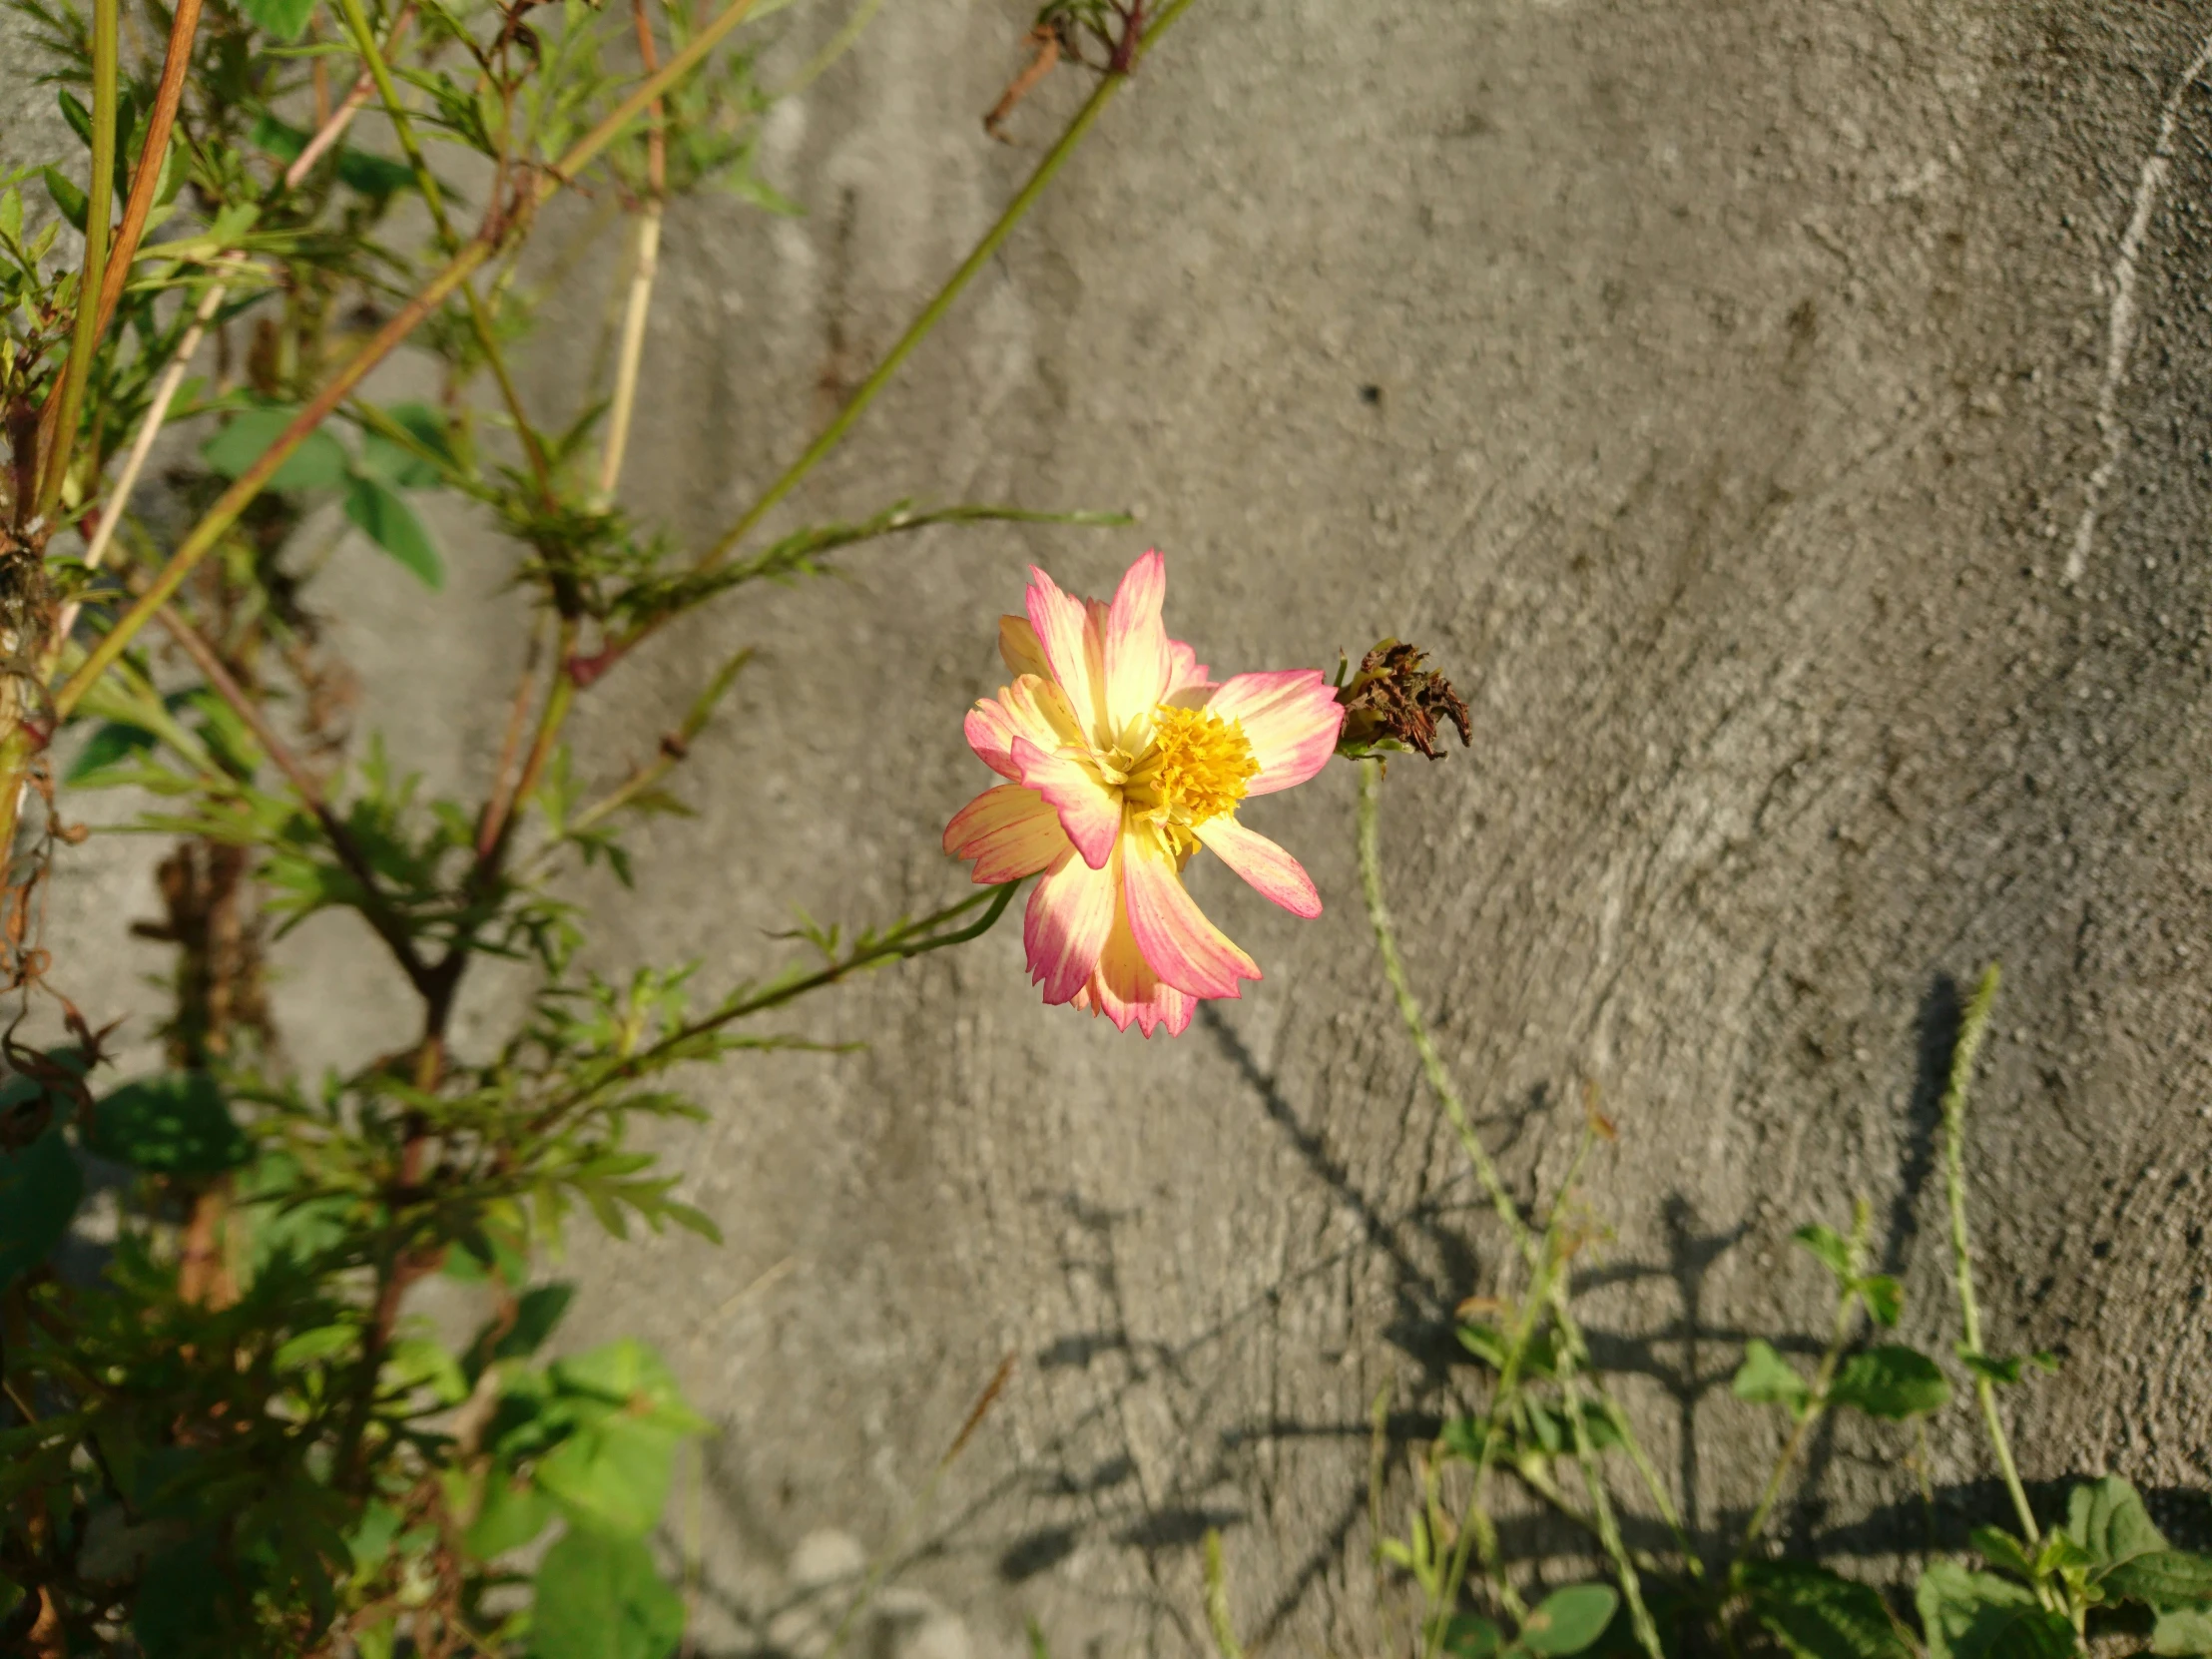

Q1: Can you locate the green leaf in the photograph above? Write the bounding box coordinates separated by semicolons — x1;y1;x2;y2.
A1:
1793;1223;1853;1282
2065;1474;2168;1578
41;166;87;233
529;1528;684;1659
2153;1606;2212;1656
1958;1349;2057;1386
535;1410;684;1537
1826;1346;1950;1419
275;1324;357;1370
2104;1552;2212;1611
238;0;317;42
1915;1562;2075;1659
203;405;349;492
343;472;444;587
357;400;453;487
1857;1275;1904;1328
1439;1613;1502;1658
335;148;416;197
386;1336;469;1406
88;1072;250;1175
56;89;93;148
65;721;159;784
499;1283;575;1361
1741;1560;1914;1659
0;1127;82;1288
0;187;21;246
465;1465;554;1558
550;1339;710;1434
1733;1339;1812;1416
1517;1585;1618;1655
1969;1526;2037;1583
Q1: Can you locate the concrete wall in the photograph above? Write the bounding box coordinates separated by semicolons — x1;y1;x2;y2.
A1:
34;0;2212;1653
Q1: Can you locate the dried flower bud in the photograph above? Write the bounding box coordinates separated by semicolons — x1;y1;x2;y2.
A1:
1333;639;1471;761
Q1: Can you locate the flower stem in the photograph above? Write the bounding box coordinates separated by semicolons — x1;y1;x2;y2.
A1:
580;0;1201;679
1942;963;2038;1542
35;0;120;520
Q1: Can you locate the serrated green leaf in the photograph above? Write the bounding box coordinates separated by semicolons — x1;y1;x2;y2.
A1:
203;405;349;492
1915;1562;2074;1659
1969;1526;2037;1583
1517;1584;1617;1655
2105;1552;2212;1611
1741;1559;1914;1659
1826;1346;1950;1419
2066;1474;2167;1578
0;1127;82;1289
2153;1605;2212;1656
528;1529;684;1659
1793;1223;1853;1282
1734;1338;1812;1416
343;472;443;587
89;1072;250;1175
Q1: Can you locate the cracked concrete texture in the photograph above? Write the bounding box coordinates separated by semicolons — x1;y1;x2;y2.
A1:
28;0;2212;1651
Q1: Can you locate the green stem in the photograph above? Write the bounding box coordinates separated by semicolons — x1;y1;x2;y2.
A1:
53;0;760;717
329;0;555;493
584;0;1200;675
1735;1201;1872;1560
54;240;495;718
37;0;120;519
1550;1275;1665;1659
1941;964;2038;1542
1358;759;1530;1259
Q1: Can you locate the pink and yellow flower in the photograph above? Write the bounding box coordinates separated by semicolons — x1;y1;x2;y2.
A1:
942;550;1344;1036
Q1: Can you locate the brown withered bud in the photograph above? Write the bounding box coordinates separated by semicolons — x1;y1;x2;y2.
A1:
1333;639;1471;761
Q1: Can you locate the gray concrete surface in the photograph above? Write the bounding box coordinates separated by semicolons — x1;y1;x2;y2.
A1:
32;0;2212;1652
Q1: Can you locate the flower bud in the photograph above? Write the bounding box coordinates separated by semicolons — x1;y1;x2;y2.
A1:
1333;639;1471;761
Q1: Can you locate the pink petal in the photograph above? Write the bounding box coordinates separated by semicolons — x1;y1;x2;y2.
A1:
998;614;1053;680
943;786;1070;883
1203;670;1344;797
1024;844;1118;1004
1193;814;1322;918
1025;567;1107;740
1013;736;1121;870
964;674;1081;780
1121;833;1259;999
1165;637;1213;697
1071;898;1196;1036
1102;550;1172;734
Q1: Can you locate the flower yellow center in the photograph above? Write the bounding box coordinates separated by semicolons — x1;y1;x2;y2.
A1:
1123;705;1258;855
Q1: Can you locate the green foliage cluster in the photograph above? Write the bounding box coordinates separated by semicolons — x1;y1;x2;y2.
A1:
0;0;1176;1646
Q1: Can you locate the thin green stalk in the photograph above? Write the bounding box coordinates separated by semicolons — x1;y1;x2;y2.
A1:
1425;1131;1603;1652
54;239;495;717
329;0;555;493
582;0;1200;677
1551;1279;1664;1659
1358;759;1530;1259
1735;1201;1873;1559
37;0;120;519
1941;964;2038;1542
54;0;760;716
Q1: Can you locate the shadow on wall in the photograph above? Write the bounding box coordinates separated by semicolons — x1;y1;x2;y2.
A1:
670;970;2173;1654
